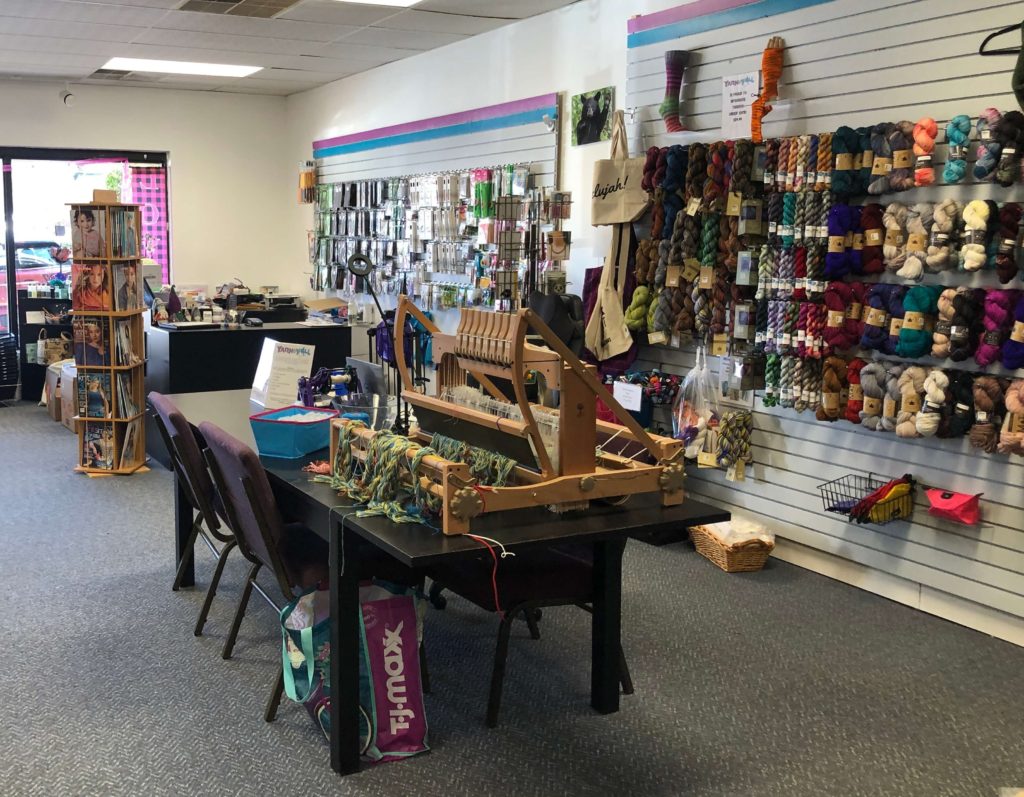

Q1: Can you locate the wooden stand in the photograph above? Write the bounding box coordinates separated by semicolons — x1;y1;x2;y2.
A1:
70;193;147;475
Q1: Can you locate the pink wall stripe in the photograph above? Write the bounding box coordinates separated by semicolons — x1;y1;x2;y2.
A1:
313;93;558;152
628;0;759;34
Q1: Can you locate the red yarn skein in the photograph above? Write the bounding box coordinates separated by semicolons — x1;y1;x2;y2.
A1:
860;203;885;274
845;357;867;424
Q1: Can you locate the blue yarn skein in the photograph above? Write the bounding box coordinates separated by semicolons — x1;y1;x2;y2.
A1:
942;115;972;184
895;285;942;358
861;283;893;350
661;144;687;235
824;203;852;279
973;108;1002;180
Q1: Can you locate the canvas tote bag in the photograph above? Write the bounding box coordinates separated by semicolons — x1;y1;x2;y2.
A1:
591;110;650;226
584;224;635;362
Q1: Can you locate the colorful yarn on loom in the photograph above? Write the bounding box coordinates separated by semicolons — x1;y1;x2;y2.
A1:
993;110;1024;187
973;108;1003;180
925;198;959;272
882;202;909;272
896;285;942;358
975;289;1015;367
948;288;984;362
998;380;1024;455
913;117;937;186
858;361;886;430
995;202;1023;284
897;202;932;281
960;200;990;272
845;357;867;423
916;369;948;437
859;203;885;274
816;355;847;421
942;115;972;184
830;125;861;196
867;122;896;195
895;366;927;439
888;121;916;192
1002;293;1024;370
970;376;1004;453
930;287;960;359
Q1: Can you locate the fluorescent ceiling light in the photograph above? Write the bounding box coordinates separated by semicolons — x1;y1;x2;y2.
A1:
102;57;262;78
329;0;422;6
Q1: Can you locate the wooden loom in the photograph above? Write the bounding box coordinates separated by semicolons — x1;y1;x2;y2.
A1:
329;296;685;535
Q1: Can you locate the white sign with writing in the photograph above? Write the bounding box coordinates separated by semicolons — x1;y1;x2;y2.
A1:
721;71;760;140
612;381;643;412
250;338;316;408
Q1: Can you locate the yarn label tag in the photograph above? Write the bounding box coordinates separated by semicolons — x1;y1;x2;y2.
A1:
1010;414;1024;435
901;393;921;414
849;383;863;401
828;235;846;254
865;228;883;246
948;144;965;159
726;192;743;216
934;320;952;337
726;460;746;482
980;128;992;141
834;153;854;170
686;197;702;216
1004;147;1017;156
984;330;1003;346
763;170;774;185
699;266;714;289
903;311;926;331
906;233;927;252
852;233;864;250
768;221;778;234
864;397;882;415
822;392;840;411
840;387;850;405
780;224;793;238
861;149;873;170
865;307;887;327
892;149;913;168
826;310;845;328
871;157;892;175
950;324;968;342
1000;237;1016;254
648;330;667;345
847;302;863;321
1012;321;1024;344
682;259;701;282
965;229;986;245
883;396;897;418
666;265;682;287
929;231;948;247
884;229;903;248
697;450;719;469
915;154;932;168
711;334;728;356
889;317;904;336
807;170;817;185
976;410;989;423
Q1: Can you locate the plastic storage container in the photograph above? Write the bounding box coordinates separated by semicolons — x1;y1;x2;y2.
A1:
249;405;339;458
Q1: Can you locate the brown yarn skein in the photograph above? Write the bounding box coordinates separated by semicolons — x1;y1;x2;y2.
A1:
969;376;1004;454
816;355;847;422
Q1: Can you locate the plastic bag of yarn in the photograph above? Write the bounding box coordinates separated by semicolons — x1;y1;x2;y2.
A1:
673;346;719;459
925;489;981;526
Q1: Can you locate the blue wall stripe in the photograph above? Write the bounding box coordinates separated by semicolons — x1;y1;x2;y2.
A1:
627;0;834;48
314;106;557;160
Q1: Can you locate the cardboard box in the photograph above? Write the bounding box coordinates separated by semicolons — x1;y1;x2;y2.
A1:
92;189;118;203
60;362;78;432
44;361;64;422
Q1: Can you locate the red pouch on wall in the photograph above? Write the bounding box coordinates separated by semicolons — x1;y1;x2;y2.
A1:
926;489;981;526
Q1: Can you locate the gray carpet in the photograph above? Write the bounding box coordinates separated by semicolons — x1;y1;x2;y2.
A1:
1;402;1023;797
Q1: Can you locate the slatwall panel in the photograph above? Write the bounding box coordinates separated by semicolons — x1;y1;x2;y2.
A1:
626;0;1024;629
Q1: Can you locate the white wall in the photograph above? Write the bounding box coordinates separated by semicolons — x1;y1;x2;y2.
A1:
284;0;668;298
0;80;296;295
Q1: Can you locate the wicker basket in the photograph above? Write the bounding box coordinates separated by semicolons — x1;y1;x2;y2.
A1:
689;524;774;573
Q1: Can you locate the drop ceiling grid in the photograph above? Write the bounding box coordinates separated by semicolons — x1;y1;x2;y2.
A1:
0;0;581;94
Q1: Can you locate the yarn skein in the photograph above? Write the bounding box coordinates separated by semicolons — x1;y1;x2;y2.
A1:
948;288;984;363
880;363;906;433
883;284;909;356
970;376;1004;453
976;290;1015;367
973;108;1003;180
859;203;885;274
993;110;1024;187
858;361;886;430
830;125;861;196
946;372;975;439
848;205;864;275
916;369;948;437
824;203;852;279
930;287;960;358
942;115;972;184
995;203;1023;284
960;200;990;272
998;380;1024;455
895;366;927;438
882;202;909;272
816;356;847;422
856;126;874;193
913;117;937;186
867;122;896;195
897;202;932;281
924;198;959;272
1001;293;1024;370
860;283;892;350
896;285;941;358
845;357;867;424
888;121;916;192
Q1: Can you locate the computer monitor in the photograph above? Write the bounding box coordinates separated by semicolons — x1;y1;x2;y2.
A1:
142;277;156;309
344;357;389;430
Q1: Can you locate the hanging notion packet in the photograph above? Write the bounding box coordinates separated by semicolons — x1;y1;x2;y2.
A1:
926;489;981;526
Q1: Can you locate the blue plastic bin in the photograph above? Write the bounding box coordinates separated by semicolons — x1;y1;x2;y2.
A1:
249;405;339;459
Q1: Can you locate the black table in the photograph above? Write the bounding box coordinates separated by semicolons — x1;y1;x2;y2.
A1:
161;389;730;775
145;322;351;467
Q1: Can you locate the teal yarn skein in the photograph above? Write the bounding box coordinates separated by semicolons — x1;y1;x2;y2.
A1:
942;115;972;183
895;285;942;358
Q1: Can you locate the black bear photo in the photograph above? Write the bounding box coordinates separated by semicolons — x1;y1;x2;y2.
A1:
572;88;613;146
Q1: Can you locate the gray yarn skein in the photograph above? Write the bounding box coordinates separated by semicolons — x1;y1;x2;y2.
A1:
880;363;906;433
859;362;887;430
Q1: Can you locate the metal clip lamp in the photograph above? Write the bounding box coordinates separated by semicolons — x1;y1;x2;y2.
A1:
347;252;408;434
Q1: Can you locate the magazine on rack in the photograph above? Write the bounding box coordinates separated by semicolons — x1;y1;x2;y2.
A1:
115;320;142;366
81;422;115;470
73;316;110;366
116;372;138;418
109;208;138;258
78;372;113;419
113;262;143;311
120;417;142;467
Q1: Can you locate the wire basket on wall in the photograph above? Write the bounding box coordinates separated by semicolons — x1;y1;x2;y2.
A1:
817;472;915;527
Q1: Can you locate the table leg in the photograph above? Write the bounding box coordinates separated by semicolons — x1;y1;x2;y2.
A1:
591;538;625;714
174;473;195;589
330;516;361;775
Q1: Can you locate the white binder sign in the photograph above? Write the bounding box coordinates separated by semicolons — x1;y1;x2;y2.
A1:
250;338;315;408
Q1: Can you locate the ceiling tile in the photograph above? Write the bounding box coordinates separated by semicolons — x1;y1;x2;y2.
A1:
131;27;315;55
276;0;398;27
0;0;169;26
154;9;357;42
0;32;123;57
339;25;465;50
0;15;142;42
416;0;574;17
374;9;507;35
310;39;417;62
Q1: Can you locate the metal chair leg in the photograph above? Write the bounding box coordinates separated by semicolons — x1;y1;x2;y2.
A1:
222;562;260;660
172;517;203;591
524;608;541;640
265;668;285;723
486;613;516;728
618;644;634;695
419;640;430;695
194;540;237;637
